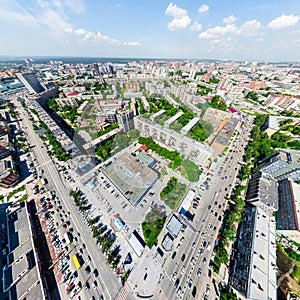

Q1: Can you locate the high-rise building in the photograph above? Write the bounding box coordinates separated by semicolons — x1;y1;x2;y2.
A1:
16;73;45;94
117;110;134;133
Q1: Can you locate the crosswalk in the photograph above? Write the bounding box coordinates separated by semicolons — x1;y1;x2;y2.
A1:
116;282;131;300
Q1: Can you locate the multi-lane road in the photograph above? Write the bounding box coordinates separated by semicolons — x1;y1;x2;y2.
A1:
15;100;135;300
159;117;254;300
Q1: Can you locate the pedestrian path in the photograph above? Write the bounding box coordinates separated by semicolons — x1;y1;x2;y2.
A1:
116;282;131;300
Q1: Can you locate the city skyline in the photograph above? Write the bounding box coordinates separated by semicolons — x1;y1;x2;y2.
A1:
1;0;300;61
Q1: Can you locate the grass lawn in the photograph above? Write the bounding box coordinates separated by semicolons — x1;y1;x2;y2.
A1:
161;181;188;211
142;209;166;248
292;264;300;285
180;159;201;182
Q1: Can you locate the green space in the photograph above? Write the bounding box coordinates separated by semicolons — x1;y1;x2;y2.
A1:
97;124;119;138
160;177;188;210
7;185;26;201
188;119;213;142
213;184;245;273
245;91;261;103
180;159;201;182
138;137;200;182
208;95;227;111
142;208;166;248
48;97;85;125
95;129;140;162
220;292;237;300
292;264;300;285
196;84;213;96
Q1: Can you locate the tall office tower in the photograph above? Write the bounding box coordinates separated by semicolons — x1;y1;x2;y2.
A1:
117;110;135;133
16;73;45;94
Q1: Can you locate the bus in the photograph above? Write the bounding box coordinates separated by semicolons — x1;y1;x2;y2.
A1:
72;253;82;270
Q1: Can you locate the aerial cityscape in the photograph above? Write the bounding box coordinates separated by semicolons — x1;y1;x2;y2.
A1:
1;1;300;300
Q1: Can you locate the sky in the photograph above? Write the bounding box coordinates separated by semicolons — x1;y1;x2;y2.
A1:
1;0;300;61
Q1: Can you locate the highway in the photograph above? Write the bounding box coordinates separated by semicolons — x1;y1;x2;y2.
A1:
15;100;134;300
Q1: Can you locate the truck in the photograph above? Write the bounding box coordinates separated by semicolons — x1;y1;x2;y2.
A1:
72;253;82;270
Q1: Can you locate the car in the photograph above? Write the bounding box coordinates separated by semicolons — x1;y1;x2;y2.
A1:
172;272;177;282
85;266;91;274
181;266;185;274
206;284;210;293
66;282;74;293
190;257;195;266
174;278;180;289
192;286;197;297
192;242;196;249
92;280;98;288
199;249;204;256
197;268;202;276
181;254;185;262
187;279;192;289
172;251;176;259
93;269;99;277
85;282;90;290
176;287;182;298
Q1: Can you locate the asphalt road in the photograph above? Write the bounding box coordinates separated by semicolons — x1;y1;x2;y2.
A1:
159;117;254;300
15;100;134;300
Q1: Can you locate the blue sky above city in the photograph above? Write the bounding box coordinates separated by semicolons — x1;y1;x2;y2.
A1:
1;0;300;61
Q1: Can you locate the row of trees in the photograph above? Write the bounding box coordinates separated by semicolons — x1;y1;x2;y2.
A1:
38;120;71;161
213;185;246;273
70;190;120;268
138;136;181;169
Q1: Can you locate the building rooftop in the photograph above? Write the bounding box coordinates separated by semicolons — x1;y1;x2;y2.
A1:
2;203;45;300
277;179;300;230
231;204;277;300
103;152;158;206
164;111;183;127
166;215;183;238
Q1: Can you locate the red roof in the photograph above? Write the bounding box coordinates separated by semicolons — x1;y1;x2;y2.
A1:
140;145;148;151
66;91;79;97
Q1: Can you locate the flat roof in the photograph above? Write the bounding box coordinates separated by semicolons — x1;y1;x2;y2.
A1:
179;189;195;212
128;230;145;257
4;204;45;299
166;215;183;237
164;111;184;126
136;151;155;166
181;117;199;134
103;152;158;205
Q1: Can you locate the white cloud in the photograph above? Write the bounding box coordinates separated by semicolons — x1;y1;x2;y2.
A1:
165;2;191;31
66;27;140;46
223;15;238;24
123;41;140;46
199;24;237;39
190;21;202;32
237;19;263;36
167;15;191;31
165;2;187;18
198;4;209;14
268;14;300;30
